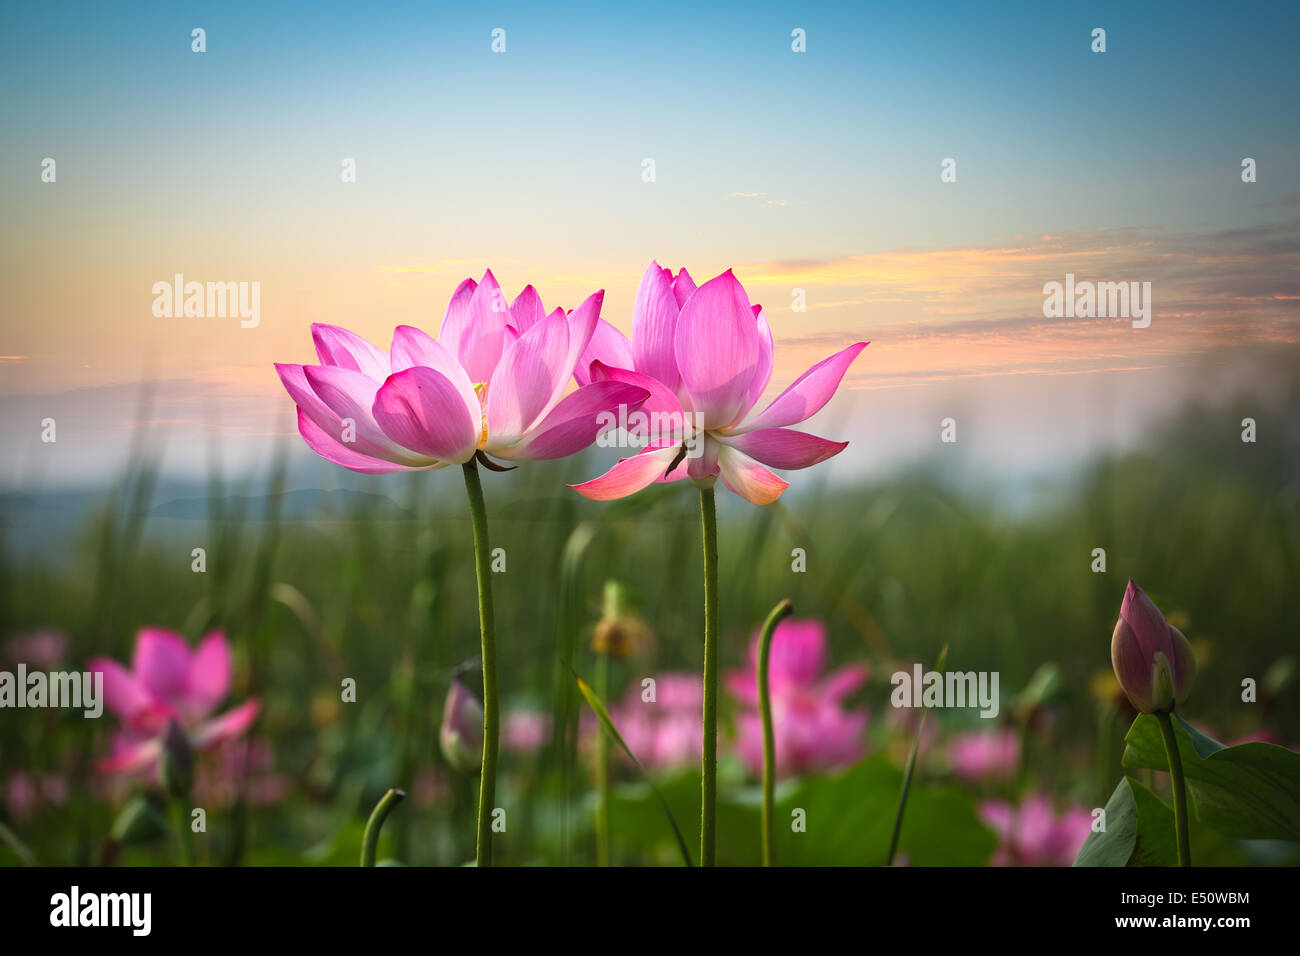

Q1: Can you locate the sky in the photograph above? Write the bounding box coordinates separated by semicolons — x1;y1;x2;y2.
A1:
1;0;1298;489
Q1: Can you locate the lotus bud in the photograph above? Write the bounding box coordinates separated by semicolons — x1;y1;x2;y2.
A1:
1110;580;1197;713
439;678;484;773
592;580;652;661
158;718;195;798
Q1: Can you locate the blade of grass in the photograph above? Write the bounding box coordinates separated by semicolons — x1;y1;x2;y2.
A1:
565;661;694;867
886;644;948;866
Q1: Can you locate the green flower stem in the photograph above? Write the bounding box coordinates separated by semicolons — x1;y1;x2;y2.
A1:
462;459;500;868
1156;710;1192;866
360;788;406;867
698;485;719;866
758;598;794;867
170;799;195;867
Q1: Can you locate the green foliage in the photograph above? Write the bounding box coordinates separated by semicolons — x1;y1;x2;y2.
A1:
1074;776;1175;867
1122;714;1300;843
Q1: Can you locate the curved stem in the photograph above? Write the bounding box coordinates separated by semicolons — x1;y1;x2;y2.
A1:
698;485;719;866
462;460;500;868
360;788;406;867
758;598;794;867
1156;711;1191;866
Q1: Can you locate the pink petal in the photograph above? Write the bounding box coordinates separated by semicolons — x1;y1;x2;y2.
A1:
570;445;685;500
372;366;481;463
575;319;634;385
97;736;162;775
508;284;545;333
673;270;761;429
716;443;788;505
562;291;604;383
501;381;649;460
435;277;478;363
194;700;261;750
760;619;828;687
311;324;391;383
588;361;685;420
747;306;774;410
295;407;422;474
819;662;870;701
457;270;512;382
132;629;192;705
303;364;436;465
720;428;848;470
729;341;868;434
671;267;697;307
632;261;682;393
187;631;232;718
89;657;153;723
486;307;572;447
389;325;481;419
282;362;422;466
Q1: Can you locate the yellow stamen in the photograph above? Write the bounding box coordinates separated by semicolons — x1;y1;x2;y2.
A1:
473;382;489;448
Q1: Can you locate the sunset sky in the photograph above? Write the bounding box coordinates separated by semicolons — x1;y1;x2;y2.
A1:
2;0;1298;488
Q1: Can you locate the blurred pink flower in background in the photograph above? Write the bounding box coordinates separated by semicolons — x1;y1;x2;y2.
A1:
980;795;1093;866
572;263;867;505
194;739;289;807
4;630;69;669
410;769;449;808
726;618;869;778
589;673;703;772
89;629;259;778
504;708;552;754
3;771;69;822
275;271;648;474
947;728;1021;783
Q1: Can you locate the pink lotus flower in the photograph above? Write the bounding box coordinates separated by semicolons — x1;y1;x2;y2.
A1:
571;263;867;505
590;673;703;772
980;795;1093;866
3;771;69;822
89;629;260;777
1110;580;1196;714
5;629;69;669
504;708;552;754
725;617;869;777
947;728;1021;783
194;739;289;807
275;271;649;473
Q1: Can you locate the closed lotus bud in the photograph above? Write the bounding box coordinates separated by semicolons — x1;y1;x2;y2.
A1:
158;718;195;798
1110;580;1197;713
439;678;484;773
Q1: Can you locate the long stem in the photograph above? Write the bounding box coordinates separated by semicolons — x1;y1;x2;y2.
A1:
360;788;406;867
698;485;719;866
758;598;794;866
462;460;500;868
1156;711;1191;866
